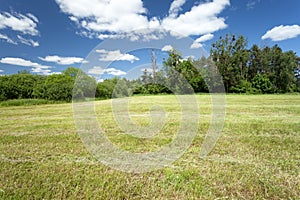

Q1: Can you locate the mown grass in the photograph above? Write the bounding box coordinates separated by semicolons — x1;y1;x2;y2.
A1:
0;99;64;107
0;94;299;199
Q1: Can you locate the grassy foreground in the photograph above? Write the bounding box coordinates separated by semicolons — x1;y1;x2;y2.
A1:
0;94;299;199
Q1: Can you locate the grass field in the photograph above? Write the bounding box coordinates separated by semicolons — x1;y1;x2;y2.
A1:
0;94;299;199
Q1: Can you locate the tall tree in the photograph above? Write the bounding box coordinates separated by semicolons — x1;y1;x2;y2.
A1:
248;44;263;80
210;34;248;92
163;50;204;94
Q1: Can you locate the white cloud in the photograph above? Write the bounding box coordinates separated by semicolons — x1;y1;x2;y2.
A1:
162;0;230;36
88;66;126;76
105;67;126;76
0;69;3;73
17;35;39;47
49;71;62;75
31;67;51;75
0;12;39;36
26;13;39;23
190;33;214;49
0;33;17;45
55;0;230;40
55;0;150;34
39;55;87;65
195;33;214;43
0;57;41;67
169;0;187;17
190;42;203;49
161;45;174;52
0;57;51;75
96;49;139;63
261;25;300;41
88;66;104;75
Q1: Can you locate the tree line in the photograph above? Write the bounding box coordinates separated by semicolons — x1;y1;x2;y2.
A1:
0;34;300;102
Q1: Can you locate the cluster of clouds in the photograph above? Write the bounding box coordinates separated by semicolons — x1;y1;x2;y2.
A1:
55;0;230;47
38;55;87;65
87;49;142;76
0;55;87;75
88;44;178;77
1;0;300;48
0;10;90;75
55;0;300;48
0;57;51;75
0;12;40;47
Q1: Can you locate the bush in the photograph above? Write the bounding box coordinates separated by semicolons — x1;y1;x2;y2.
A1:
230;80;254;94
252;74;274;94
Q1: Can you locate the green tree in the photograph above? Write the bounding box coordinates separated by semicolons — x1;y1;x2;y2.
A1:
210;34;248;92
43;74;74;101
163;50;205;94
248;44;263;80
252;74;273;94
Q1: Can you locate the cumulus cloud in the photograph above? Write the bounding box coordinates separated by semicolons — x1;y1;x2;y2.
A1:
195;33;214;43
105;67;127;76
162;0;230;36
55;0;151;36
0;33;17;45
17;35;39;47
190;42;203;49
31;67;51;75
88;66;104;75
55;0;230;39
39;55;87;65
161;45;174;52
0;69;3;73
261;25;300;41
0;12;39;36
0;57;51;75
169;0;187;17
96;49;139;63
88;66;126;76
190;33;214;49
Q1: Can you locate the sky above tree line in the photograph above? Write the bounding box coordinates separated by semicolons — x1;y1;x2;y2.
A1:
0;0;299;77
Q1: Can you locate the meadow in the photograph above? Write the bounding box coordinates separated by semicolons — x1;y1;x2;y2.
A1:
0;94;299;199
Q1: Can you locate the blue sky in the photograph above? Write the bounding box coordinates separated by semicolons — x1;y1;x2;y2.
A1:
0;0;300;78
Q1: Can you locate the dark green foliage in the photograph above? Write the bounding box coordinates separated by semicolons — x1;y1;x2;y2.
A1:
211;34;299;93
230;80;254;94
163;50;207;94
73;70;97;100
252;74;274;94
135;83;171;95
43;74;74;101
96;80;115;99
95;77;130;99
0;67;96;102
112;78;130;98
210;34;249;93
0;74;45;100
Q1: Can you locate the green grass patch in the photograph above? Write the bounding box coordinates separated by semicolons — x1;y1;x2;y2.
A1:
0;94;299;199
0;99;64;107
